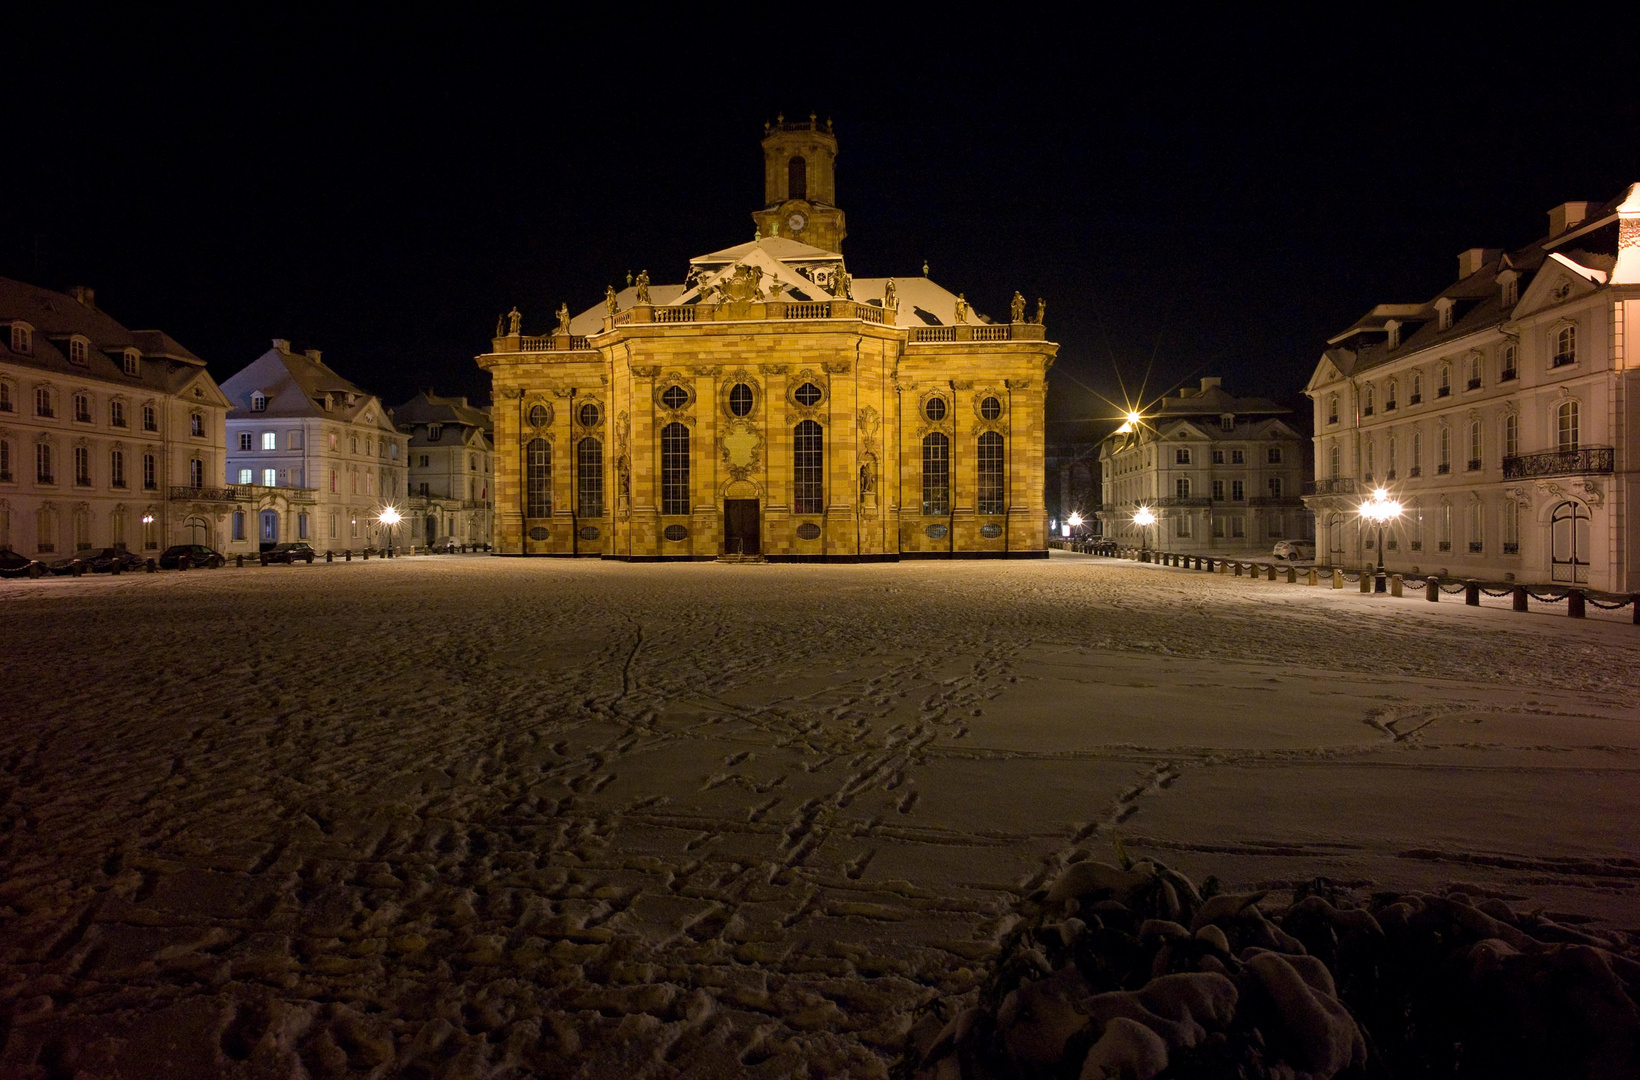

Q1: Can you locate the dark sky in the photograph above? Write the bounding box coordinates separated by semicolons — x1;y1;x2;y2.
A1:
6;13;1637;438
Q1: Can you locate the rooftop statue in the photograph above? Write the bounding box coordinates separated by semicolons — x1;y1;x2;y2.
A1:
884;278;898;310
555;304;571;335
507;307;522;336
1010;291;1026;323
495;313;504;338
954;294;969;324
635;270;651;305
1035;297;1047;325
605;286;618;315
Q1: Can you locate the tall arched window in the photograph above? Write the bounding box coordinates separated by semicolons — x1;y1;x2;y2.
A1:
660;422;689;515
1468;421;1482;470
577;437;602;517
525;438;550;518
1504;413;1519;459
1385;379;1398;409
1556;400;1579;451
977;431;1005;514
1328;442;1341;478
1363;384;1375;415
788;156;807;201
1553;325;1577;367
1326;394;1338;424
1411;431;1422;475
1364;437;1375;479
1386;435;1397;478
921;432;949;515
1438;427;1451;472
793;420;824;514
1411;371;1423;403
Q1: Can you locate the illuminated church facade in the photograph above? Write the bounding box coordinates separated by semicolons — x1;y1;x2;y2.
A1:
478;119;1057;560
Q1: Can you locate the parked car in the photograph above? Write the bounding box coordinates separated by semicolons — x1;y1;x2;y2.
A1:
1272;540;1316;561
160;544;226;569
263;542;316;564
0;549;44;578
46;547;145;574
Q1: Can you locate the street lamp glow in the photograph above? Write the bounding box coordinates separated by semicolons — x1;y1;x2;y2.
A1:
1359;489;1402;591
378;506;402;527
1067;511;1084;529
1126;410;1143;427
1132;506;1155;528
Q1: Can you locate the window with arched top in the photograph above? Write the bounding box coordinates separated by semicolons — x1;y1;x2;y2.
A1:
1385;379;1397;409
1328;442;1341;478
1556;400;1579;451
921;432;949;515
1362;384;1375;415
1504;413;1519;459
1468;421;1482;470
660;423;689;515
1386;436;1397;478
577;437;602;517
1553;324;1577;367
1326;394;1338;424
525;438;550;518
788;156;807;201
793;420;824;514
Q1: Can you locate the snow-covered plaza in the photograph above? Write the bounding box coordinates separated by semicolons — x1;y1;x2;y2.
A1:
2;552;1637;1077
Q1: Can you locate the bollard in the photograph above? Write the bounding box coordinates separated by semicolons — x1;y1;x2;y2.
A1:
1359;571;1371;593
1307;568;1318;586
1332;569;1343;589
71;560;84;577
345;549;352;561
236;553;244;568
111;557;122;575
1426;577;1439;602
30;562;43;578
1284;566;1296;584
1390;574;1402;597
260;551;269;566
1265;564;1276;582
326;550;333;563
1513;584;1528;612
1465;580;1480;606
178;552;190;571
1568;589;1586;618
145;558;156;573
363;549;370;560
1233;561;1242;577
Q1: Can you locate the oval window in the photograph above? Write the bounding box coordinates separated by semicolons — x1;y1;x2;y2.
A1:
924;397;947;422
728;383;754;417
925;523;949;540
528;526;550;541
796;522;822;540
661;385;689;410
794;382;822;407
980;523;1003;538
578;402;600;427
579;526;600;541
663;524;689;542
528;404;549;427
980;396;1002;420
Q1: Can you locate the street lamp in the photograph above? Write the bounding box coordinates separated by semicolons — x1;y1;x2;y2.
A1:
1067;511;1084;534
1133;505;1156;558
1359;487;1402;593
378;505;401;558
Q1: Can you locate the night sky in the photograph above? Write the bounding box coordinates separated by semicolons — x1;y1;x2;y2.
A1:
6;12;1637;439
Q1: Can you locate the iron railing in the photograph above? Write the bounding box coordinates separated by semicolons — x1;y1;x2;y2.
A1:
1304;478;1358;496
169;485;249;502
1502;446;1614;480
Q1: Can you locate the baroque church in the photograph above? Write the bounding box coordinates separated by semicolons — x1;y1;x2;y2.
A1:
478;118;1057;560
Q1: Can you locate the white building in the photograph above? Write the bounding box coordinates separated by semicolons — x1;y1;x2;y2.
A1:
220;341;408;550
1304;185;1640;590
392;391;494;549
1098;377;1309;552
0;278;232;558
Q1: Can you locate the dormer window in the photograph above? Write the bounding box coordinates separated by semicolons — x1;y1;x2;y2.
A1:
10;324;32;354
123;350;140;376
428;423;442;441
69;337;89;365
1220;415;1233;432
1499;271;1519;308
1435;299;1454;331
251;391;268;412
1385;320;1401;350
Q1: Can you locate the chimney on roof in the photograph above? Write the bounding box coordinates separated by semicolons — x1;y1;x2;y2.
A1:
1200;377;1222;391
1548;201;1592;237
68;286;95;308
305;348;322;364
272;338;291;352
1457;248;1501;278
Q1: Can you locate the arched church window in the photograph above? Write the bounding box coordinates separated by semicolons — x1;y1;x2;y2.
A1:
661;385;689;411
977;431;1004;514
921;432;949;515
660;423;690;515
788;156;807;201
577;437;602;517
1556;400;1579;451
793;420;823;514
727;383;754;417
525;438;550;518
794;382;822;407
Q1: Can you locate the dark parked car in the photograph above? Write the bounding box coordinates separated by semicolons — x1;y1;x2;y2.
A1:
48;547;145;574
263;542;316;564
160;544;226;569
0;549;44;578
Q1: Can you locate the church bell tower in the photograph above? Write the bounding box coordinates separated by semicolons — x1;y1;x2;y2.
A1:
752;115;846;253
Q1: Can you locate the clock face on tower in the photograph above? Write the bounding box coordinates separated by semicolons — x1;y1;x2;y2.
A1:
786;211;808;233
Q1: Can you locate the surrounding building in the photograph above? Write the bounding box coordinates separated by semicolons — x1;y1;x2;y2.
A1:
393;391;494;548
0;277;233;558
477;118;1058;560
220;341;408;550
1303;184;1640;590
1046;434;1102;537
1098;377;1310;552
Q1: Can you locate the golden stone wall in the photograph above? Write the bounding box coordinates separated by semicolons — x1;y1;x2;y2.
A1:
480;315;1054;560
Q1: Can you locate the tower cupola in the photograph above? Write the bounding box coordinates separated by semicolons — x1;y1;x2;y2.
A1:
752;114;846;252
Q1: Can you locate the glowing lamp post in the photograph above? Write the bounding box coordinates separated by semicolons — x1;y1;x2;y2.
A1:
1067;511;1084;534
1133;505;1156;558
1359;488;1402;593
378;506;401;558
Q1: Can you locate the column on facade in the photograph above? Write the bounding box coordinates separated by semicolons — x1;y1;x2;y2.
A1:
763;364;789;555
825;354;858;556
691;367;718;556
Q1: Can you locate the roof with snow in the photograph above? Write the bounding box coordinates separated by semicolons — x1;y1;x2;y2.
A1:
220;341;396;430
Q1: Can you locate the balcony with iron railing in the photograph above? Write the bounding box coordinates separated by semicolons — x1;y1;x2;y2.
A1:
1303;477;1358;496
169;485;251;502
1502;446;1614;480
1248;496;1304;507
